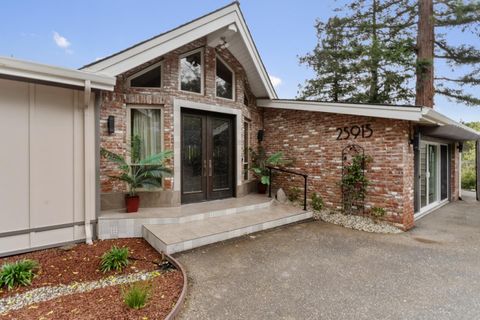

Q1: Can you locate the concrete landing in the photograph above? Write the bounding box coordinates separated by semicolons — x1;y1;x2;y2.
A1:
142;201;312;254
98;194;272;239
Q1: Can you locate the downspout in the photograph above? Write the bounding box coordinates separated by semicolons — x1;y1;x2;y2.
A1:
84;80;93;244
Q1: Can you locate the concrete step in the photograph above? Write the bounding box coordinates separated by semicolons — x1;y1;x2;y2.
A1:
142;202;312;254
98;195;272;239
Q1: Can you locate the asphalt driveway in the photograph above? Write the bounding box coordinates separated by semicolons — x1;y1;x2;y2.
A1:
176;191;480;320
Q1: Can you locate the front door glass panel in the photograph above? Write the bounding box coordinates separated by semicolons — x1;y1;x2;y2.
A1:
182;115;204;194
212;118;231;191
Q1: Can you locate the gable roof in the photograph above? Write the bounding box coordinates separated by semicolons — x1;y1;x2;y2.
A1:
80;2;276;99
257;99;480;141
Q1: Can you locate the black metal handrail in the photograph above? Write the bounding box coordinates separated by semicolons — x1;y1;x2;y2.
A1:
267;166;308;210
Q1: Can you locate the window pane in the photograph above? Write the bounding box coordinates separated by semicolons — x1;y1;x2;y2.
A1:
131;66;161;87
182;115;203;193
131;109;162;160
420;143;427;207
180;51;202;93
216;58;233;99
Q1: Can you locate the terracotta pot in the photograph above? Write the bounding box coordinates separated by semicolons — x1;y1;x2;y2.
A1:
257;182;267;194
125;195;140;213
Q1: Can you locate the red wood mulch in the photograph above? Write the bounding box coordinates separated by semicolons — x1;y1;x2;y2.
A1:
0;239;163;299
2;270;183;320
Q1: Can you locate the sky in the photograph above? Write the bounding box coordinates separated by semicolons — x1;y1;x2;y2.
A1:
1;0;479;122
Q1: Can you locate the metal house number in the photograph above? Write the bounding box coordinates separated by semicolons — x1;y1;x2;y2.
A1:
336;124;373;140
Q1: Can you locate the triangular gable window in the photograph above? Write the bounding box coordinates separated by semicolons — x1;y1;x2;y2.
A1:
128;62;162;88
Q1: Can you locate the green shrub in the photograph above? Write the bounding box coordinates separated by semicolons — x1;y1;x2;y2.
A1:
288;186;301;202
310;192;324;211
370;207;386;220
100;246;129;273
0;259;39;290
122;282;151;309
462;169;476;190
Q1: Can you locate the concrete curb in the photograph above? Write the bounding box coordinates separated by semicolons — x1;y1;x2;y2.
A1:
164;254;188;320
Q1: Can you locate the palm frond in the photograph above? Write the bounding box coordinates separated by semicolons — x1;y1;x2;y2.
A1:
137;150;173;166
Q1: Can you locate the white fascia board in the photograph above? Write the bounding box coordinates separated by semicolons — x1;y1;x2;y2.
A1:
0;56;115;91
421;108;480;137
81;3;276;99
257;99;423;121
233;10;277;99
87;14;237;76
81;5;239;73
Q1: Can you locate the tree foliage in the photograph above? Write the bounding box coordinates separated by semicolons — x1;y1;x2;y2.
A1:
299;0;480;107
299;0;416;104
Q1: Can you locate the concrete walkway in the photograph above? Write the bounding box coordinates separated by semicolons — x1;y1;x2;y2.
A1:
176;192;480;320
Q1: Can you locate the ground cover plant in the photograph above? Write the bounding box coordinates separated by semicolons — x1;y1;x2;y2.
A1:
0;239;184;319
100;246;130;273
122;281;152;309
0;259;39;290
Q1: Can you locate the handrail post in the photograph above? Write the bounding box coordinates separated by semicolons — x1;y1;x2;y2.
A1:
268;166;272;198
303;175;307;211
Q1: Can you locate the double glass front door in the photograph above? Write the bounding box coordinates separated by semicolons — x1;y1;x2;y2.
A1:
181;110;234;203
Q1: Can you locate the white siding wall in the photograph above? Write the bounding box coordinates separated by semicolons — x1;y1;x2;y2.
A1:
0;78;93;256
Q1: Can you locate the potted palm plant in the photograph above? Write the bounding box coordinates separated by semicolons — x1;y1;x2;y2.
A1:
249;146;285;194
101;136;172;213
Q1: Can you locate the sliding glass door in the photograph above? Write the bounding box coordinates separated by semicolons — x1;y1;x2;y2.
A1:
428;145;438;204
418;142;449;213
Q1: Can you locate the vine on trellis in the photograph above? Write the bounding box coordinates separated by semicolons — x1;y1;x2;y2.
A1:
341;144;371;215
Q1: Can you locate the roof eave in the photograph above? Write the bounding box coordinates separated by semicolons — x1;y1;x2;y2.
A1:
0;56;115;91
257;99;423;121
80;2;276;99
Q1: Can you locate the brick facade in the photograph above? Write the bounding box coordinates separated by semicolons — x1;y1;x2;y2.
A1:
262;109;415;229
98;37;462;230
99;38;262;203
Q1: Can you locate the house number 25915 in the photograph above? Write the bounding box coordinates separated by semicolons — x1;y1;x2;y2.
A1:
336;124;373;140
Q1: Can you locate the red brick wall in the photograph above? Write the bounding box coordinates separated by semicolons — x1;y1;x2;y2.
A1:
262;108;415;229
99;37;262;194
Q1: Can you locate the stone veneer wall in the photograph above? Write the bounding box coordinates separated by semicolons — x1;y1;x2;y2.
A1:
99;37;262;209
262;108;415;230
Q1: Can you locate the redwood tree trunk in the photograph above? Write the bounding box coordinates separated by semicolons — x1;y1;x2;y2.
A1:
415;0;435;108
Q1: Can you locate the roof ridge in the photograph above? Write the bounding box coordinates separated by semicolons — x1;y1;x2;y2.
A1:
80;2;240;70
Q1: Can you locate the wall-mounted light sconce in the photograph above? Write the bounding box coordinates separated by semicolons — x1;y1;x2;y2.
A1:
107;116;115;135
410;131;420;150
257;129;264;142
218;37;230;49
457;142;463;152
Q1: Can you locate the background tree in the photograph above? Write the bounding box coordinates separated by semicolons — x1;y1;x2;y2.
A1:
461;121;480;190
298;17;358;101
432;0;480;106
300;0;480;108
299;0;417;104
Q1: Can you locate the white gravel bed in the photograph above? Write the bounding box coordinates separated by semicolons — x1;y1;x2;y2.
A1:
0;270;161;314
313;209;403;234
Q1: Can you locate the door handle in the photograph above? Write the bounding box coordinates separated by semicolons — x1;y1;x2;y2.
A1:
209;159;212;177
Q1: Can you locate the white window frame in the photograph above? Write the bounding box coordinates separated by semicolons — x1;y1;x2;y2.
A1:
178;48;204;95
126;105;165;189
215;55;235;101
127;61;163;88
